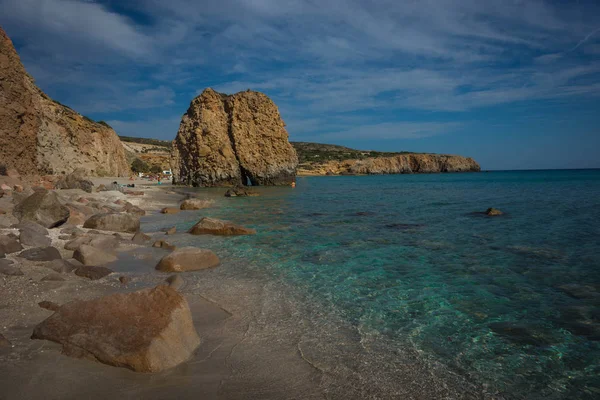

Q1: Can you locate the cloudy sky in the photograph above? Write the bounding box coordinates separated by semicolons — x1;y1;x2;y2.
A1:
1;0;599;170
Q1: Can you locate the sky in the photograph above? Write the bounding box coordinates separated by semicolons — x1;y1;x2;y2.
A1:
1;0;599;170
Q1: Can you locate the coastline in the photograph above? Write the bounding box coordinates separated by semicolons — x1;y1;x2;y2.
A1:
0;176;491;399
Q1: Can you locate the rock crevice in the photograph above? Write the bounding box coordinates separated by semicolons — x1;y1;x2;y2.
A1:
172;89;298;187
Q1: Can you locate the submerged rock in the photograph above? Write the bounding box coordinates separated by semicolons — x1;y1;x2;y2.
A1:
485;208;503;216
489;321;555;346
31;285;201;372
224;185;259;197
153;240;176;251
13;189;70;228
156;247;220;272
171;88;298;187
188;217;256;236
83;213;140;233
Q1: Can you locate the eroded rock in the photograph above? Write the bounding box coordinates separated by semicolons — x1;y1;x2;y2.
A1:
0;235;22;254
13;189;69;228
31;285;201;372
83;213;140;233
73;244;117;266
156;247;220;272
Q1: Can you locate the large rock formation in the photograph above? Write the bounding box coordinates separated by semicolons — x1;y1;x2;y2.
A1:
298;154;480;175
172;88;298;186
0;27;130;177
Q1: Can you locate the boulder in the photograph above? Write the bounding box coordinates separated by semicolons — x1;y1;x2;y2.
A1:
0;234;23;254
19;246;62;261
0;333;12;347
224;186;259;197
55;169;94;193
83;213;140;233
13;189;70;228
123;203;146;217
41;273;65;282
132;231;151;244
165;227;176;235
160;207;180;214
31;285;201;372
38;301;60;312
152;240;176;251
15;221;48;236
73;244;117;266
46;259;76;273
156;247;220;272
0;260;23;276
165;274;185;291
119;276;131;285
180;198;213;210
188;217;256;236
74;265;113;280
19;227;51;247
485;208;503;216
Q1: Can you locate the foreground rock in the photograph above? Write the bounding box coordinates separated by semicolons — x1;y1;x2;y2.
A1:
180;198;213;210
83;213;140;233
31;285;201;372
171;88;298;187
156;247;220;272
19;225;51;247
0;260;23;276
13;189;70;228
73;245;117;266
0;28;130;176
188;217;256;236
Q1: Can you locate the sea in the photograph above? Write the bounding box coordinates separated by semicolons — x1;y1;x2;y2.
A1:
143;170;600;399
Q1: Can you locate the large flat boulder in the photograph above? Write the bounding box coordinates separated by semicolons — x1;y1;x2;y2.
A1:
188;217;256;236
73;244;117;266
13;189;69;228
83;213;140;233
19;246;62;261
156;247;220;272
19;226;51;247
31;285;201;372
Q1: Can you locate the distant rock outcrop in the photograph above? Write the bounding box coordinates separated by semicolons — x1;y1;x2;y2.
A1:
0;27;130;177
172;88;298;186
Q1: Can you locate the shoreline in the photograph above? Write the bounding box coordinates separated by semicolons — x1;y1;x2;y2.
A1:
0;175;491;399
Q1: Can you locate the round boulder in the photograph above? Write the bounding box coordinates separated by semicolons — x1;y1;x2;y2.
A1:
83;213;140;233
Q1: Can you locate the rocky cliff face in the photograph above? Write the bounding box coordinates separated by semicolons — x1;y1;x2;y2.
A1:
172;88;298;186
298;154;480;175
0;27;130;177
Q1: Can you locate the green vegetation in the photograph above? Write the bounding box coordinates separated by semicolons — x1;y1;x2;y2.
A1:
150;164;163;174
97;121;112;129
119;136;172;148
131;158;150;173
291;142;413;164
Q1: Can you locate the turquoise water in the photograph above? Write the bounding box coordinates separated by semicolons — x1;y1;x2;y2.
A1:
147;170;600;398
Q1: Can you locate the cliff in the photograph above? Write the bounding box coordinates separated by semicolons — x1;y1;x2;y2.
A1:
172;88;298;186
0;27;130;177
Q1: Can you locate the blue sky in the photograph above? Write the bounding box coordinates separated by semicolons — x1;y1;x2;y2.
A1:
1;0;599;170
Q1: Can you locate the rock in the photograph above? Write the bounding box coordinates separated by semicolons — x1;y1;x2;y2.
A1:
77;197;89;204
83;213;140;233
165;227;176;235
55;169;94;193
38;301;60;311
165;274;185;291
224;185;259;197
46;259;76;273
64;236;91;251
13;189;70;228
0;208;5;214
123;203;146;217
0;28;131;177
60;226;84;236
132;231;151;244
180;198;213;210
73;245;117;266
172;88;298;187
0;333;12;347
74;265;113;280
14;220;48;236
119;276;131;285
87;235;119;251
160;207;180;214
0;234;23;254
31;285;201;372
156;247;220;272
188;217;256;236
19;246;62;261
489;322;555;346
19;227;51;247
485;208;503;216
557;284;599;300
66;258;83;267
1;183;12;191
13;184;23;192
0;260;23;276
152;240;176;251
41;273;65;282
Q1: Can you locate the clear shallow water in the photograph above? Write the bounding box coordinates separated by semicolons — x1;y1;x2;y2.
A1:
145;170;600;399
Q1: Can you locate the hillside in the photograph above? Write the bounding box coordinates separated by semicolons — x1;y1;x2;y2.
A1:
292;141;413;164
